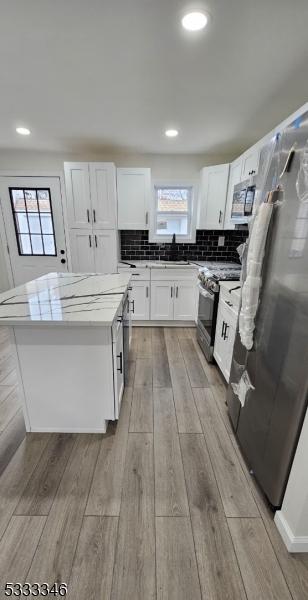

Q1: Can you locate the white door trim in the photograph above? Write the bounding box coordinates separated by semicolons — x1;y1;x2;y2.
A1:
0;171;72;288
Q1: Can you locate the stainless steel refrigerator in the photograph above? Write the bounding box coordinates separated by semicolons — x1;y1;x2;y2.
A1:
227;111;308;508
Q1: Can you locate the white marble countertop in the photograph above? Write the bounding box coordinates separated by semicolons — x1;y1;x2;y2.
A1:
118;260;240;269
0;272;131;327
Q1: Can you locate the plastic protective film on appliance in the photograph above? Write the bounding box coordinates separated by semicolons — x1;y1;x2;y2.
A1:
296;140;308;203
230;134;280;406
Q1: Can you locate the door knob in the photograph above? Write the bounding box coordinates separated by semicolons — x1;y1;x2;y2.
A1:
61;258;66;264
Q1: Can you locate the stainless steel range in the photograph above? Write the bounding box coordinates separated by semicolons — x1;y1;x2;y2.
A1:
197;262;241;362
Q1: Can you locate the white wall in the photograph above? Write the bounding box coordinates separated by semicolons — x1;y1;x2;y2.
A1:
0;149;233;180
275;407;308;552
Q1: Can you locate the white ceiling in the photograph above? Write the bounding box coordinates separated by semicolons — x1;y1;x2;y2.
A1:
1;0;308;156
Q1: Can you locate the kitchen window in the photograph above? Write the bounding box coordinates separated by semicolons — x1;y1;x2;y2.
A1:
150;184;196;242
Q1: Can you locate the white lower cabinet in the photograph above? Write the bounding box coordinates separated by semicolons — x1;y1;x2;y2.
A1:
70;229;117;273
150;281;174;320
130;281;150;320
214;284;240;382
150;280;196;321
93;230;117;273
70;230;95;272
173;282;197;320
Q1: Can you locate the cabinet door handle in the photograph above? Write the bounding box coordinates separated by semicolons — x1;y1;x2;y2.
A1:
117;351;123;374
94;234;97;248
87;209;90;223
171;286;173;298
176;286;178;298
224;324;229;340
130;299;135;313
146;286;149;298
145;211;149;225
93;209;96;223
89;235;92;247
221;321;225;337
219;210;223;224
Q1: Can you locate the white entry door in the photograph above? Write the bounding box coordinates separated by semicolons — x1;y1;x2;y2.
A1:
0;177;69;286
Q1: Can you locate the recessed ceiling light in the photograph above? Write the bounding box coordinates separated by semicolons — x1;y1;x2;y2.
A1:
181;11;208;31
165;129;179;138
16;126;31;135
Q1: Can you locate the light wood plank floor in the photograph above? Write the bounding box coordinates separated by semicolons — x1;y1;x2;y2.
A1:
0;326;308;599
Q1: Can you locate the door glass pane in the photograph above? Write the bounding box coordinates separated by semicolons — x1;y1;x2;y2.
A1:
28;213;41;234
24;190;38;212
19;234;31;254
40;214;53;234
31;235;44;254
10;187;57;256
37;190;51;212
43;235;55;255
15;213;29;234
12;189;26;211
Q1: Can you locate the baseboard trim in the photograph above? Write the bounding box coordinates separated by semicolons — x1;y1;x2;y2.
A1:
132;321;195;327
28;423;108;434
274;510;308;552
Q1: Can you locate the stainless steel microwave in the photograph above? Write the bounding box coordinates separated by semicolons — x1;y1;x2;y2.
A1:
231;177;256;223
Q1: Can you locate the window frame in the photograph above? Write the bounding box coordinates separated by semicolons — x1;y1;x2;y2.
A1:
9;187;57;257
149;181;197;243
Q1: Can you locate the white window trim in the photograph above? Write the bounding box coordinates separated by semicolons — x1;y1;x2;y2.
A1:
149;180;197;243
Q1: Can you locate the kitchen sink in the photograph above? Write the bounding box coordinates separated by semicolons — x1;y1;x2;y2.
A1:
150;260;191;267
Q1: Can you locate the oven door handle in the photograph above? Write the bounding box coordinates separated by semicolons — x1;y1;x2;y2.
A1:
198;283;215;299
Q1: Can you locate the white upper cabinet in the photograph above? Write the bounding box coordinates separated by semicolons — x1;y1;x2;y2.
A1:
197;164;230;230
224;158;243;230
65;162;92;229
241;145;260;180
117;168;151;230
89;163;117;230
65;162;117;230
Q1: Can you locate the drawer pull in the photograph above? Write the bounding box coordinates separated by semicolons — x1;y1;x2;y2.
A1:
117;352;123;374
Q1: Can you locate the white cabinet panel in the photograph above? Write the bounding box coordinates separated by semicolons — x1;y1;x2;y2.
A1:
214;295;238;382
69;230;95;272
150;281;174;320
94;230;117;274
89;163;117;230
65;163;91;229
174;282;197;321
213;307;226;375
224;159;243;230
113;322;124;420
241;147;260;180
130;281;150;320
117;168;151;230
198;164;229;230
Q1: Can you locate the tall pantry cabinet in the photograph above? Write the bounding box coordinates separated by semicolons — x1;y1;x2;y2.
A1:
64;162;118;273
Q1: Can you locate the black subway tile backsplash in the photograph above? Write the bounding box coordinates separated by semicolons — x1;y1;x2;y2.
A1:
120;229;248;263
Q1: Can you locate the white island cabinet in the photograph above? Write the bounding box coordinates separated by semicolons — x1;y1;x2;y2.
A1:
0;272;131;433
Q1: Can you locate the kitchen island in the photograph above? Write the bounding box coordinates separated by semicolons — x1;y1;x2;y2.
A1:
0;272;131;433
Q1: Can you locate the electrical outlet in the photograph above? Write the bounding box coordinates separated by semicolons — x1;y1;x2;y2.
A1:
218;236;225;247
